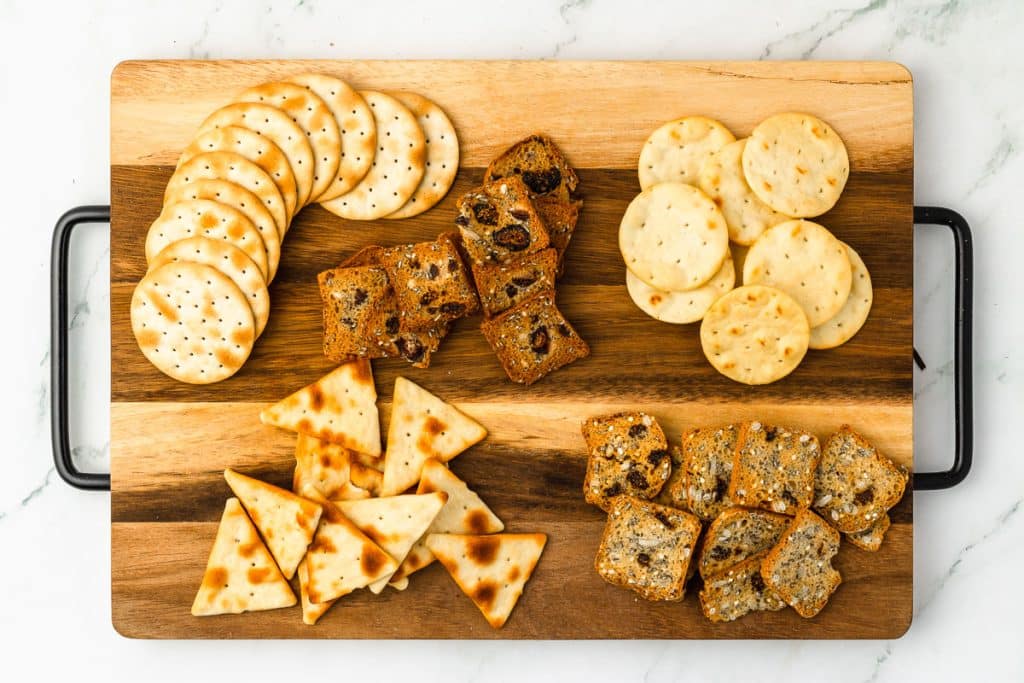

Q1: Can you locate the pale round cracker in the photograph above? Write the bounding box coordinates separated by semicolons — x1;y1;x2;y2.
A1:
619;182;729;292
176;125;299;229
319;91;426;220
743;219;852;327
742;112;849;218
698;138;791;245
626;256;735;324
289;73;376;202
145;199;269;281
384;91;459;219
809;242;872;349
164;178;282;282
199;102;315;208
638;116;735;190
237;81;341;204
165;152;288;242
150;237;270;339
131;261;255;384
700;285;809;385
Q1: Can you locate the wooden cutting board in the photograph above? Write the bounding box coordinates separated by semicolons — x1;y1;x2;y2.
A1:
110;60;914;639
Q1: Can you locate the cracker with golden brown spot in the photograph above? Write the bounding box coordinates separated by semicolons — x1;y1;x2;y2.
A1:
810;242;873;349
381;377;488;496
426;533;546;629
638;116;735;190
131;261;255;384
348;461;383;496
297;556;333;625
626;256;735;325
293;434;370;502
191;498;295;616
259;360;381;456
385;91;459;218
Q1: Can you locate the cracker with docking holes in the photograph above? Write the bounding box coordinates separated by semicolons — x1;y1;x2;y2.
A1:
625;256;735;325
385;91;459;218
809;242;873;349
638;116;735;190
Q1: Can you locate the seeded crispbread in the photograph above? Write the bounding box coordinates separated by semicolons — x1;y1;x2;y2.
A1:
335;492;448;593
697;506;790;578
626;256;735;325
222;468;322;580
595;496;702;601
199;101;315;207
191;498;296;616
680;424;739;521
654;446;688;510
471;247;558;318
699;285;810;385
813;425;908;533
742;112;849;218
845;513;891;552
699;551;786;623
176;124;299;228
391;458;505;585
293;433;371;502
131;261;254;384
150;237;270;338
619;182;730;292
317;264;395;361
761;508;842;618
380;376;487;496
582;411;672;512
698;138;791;245
319;91;426;220
484;133;580;202
533;196;582;270
810;242;873;349
455;176;551;266
638;116;735;190
427;533;547;629
145;199;269;281
165;151;289;240
385;91;459;218
729;421;821;515
288;73;376;202
743;219;852;327
379;234;479;330
259;360;382;456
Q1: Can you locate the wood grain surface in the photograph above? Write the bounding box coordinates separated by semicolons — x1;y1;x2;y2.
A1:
110;60;914;639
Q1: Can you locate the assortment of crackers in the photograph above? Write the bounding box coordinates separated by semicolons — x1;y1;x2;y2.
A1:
622;112;873;385
581;412;907;622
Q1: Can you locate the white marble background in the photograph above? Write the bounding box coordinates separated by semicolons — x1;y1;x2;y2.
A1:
1;0;1021;680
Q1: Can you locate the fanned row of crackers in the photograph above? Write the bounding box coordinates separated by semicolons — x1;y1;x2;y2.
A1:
580;411;907;622
192;360;546;629
621;113;873;385
131;74;459;385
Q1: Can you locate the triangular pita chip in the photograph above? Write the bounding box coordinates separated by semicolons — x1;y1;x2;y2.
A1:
349;461;383;496
297;556;334;625
426;533;546;629
223;468;322;580
304;499;397;604
260;360;382;456
336;492;448;593
293;434;370;502
389;576;409;591
191;498;296;616
381;377;487;496
390;459;504;584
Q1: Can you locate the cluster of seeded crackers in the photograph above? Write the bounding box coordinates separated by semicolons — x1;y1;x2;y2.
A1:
229;362;544;628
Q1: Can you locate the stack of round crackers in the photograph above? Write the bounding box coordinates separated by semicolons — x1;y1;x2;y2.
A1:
622;112;872;385
132;74;460;384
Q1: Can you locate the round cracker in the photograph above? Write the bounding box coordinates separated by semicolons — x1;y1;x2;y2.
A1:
199;102;315;208
619;182;729;292
698;138;791;245
165;152;288;241
164;178;282;282
742;112;849;218
700;285;809;385
809;242;872;349
384;91;459;219
237;81;341;204
743;219;852;327
626;256;735;324
145;199;269;281
638;116;735;190
176;125;299;229
289;73;376;202
150;237;270;339
319;91;426;220
131;261;255;384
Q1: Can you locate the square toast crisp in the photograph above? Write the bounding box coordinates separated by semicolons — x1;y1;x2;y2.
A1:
484;133;581;203
845;513;891;552
728;421;820;515
470;247;558;318
699;551;786;623
680;424;739;521
762;508;842;618
455;176;550;266
582;411;672;511
697;506;790;579
317;265;393;361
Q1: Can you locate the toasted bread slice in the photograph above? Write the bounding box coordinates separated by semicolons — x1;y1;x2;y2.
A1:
582;412;671;511
728;421;820;515
845;513;891;552
681;424;739;521
698;506;790;579
761;508;842;618
484;134;580;202
699;551;786;623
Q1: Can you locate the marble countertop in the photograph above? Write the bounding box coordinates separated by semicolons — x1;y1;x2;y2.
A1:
3;0;1022;680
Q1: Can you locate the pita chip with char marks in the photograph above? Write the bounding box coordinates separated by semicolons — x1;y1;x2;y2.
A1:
260;359;382;456
426;533;546;629
380;377;487;496
296;556;334;626
191;498;296;616
293;434;371;503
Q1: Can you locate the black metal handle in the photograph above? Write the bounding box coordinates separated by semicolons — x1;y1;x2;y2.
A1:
51;205;111;490
911;206;973;491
